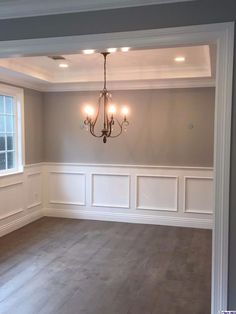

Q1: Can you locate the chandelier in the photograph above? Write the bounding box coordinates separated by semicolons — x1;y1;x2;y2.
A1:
83;52;129;143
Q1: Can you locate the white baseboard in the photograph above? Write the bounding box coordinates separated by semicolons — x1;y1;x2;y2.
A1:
0;209;43;237
44;208;212;229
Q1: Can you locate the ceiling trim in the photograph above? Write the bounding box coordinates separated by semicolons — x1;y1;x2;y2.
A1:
0;0;195;20
44;78;215;92
0;68;215;92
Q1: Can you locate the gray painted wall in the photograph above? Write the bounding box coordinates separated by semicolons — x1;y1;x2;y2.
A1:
0;0;235;308
24;88;44;164
43;88;215;166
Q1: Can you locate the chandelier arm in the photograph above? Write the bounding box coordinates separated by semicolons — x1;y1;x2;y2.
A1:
107;119;114;137
109;119;124;138
89;123;104;138
91;94;102;128
88;94;104;138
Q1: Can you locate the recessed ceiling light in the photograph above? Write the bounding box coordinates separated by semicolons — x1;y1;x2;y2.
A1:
175;56;186;62
59;63;69;68
83;49;95;55
107;48;117;53
121;47;130;52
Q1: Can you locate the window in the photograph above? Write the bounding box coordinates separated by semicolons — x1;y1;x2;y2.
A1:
0;84;24;175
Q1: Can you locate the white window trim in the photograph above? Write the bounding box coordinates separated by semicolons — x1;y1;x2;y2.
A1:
0;83;24;176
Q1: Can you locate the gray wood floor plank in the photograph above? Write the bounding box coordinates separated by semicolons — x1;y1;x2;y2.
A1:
0;218;211;314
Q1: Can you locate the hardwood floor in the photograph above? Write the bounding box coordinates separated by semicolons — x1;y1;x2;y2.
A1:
0;218;212;314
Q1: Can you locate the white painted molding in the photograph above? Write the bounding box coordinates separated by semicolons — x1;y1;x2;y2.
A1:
0;72;215;92
135;175;178;212
183;176;213;214
27;202;42;210
0;181;23;189
91;173;130;208
210;22;234;314
44;207;212;230
0;164;43;236
0;209;42;237
27;171;42;177
0;24;225;59
0;0;194;20
49;171;86;206
43;161;213;171
0;208;24;220
0;83;25;175
43;163;213;230
26;172;42;210
43;78;216;92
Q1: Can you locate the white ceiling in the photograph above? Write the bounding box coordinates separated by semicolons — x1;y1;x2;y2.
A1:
0;0;194;19
0;45;215;92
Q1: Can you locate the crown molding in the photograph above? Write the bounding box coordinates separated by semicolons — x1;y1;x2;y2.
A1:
44;78;215;92
0;0;194;20
0;67;215;92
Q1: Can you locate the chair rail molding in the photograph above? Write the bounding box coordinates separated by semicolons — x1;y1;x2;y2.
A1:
0;22;234;314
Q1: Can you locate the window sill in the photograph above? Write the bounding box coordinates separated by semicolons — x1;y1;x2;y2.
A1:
0;167;24;178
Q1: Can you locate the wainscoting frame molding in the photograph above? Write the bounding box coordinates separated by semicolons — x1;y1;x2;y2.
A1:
183;176;214;215
90;173;131;209
48;171;86;206
135;174;179;212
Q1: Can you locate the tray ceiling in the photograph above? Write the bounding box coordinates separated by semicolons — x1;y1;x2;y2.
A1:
0;45;215;92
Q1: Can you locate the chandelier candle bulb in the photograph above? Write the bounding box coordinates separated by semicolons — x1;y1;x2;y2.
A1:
121;107;129;116
108;105;116;115
84;105;94;117
59;62;69;68
174;56;186;62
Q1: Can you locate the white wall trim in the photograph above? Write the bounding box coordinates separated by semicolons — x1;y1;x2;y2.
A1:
45;78;215;92
0;0;194;20
211;22;234;313
48;171;86;206
27;171;42;177
0;74;215;92
27;202;42;210
0;181;23;189
0;208;24;220
0;83;25;175
183;176;213;214
0;164;43;236
44;163;213;228
135;174;179;212
0;208;42;237
44;207;212;229
91;173;131;209
43;162;213;171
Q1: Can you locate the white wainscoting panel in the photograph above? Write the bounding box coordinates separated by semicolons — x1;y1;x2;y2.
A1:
184;176;213;214
43;163;214;229
27;172;42;209
0;181;24;220
136;175;178;211
49;172;86;206
0;163;214;237
91;173;130;208
0;164;43;237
